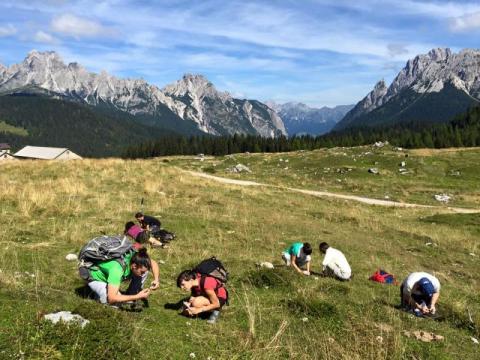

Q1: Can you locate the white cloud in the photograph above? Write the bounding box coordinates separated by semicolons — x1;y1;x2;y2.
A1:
51;13;114;38
34;30;58;44
449;11;480;32
0;24;17;37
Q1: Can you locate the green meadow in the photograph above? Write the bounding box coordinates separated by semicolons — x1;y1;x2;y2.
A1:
0;146;478;359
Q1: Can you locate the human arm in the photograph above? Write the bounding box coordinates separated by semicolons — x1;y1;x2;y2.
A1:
428;292;439;313
303;261;311;276
290;255;304;274
107;284;150;304
149;259;160;290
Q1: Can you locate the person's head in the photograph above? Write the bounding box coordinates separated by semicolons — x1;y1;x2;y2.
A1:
319;242;330;254
176;270;198;291
303;242;313;255
130;248;151;277
414;278;436;299
124;221;135;234
135;212;144;221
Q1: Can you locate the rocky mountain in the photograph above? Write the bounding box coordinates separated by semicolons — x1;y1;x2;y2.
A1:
0;51;286;137
335;48;480;131
269;102;353;135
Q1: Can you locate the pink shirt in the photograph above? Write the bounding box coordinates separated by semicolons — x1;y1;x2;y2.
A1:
126;224;143;240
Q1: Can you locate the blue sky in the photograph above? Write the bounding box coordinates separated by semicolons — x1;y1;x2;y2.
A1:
1;0;480;107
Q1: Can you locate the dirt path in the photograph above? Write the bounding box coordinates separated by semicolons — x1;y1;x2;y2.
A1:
187;170;480;214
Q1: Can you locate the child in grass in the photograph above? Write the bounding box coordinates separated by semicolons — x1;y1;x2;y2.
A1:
282;242;312;276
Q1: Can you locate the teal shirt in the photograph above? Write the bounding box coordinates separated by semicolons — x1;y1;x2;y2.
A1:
89;252;133;286
285;242;303;257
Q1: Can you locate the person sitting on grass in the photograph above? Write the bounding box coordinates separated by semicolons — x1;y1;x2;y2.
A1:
400;272;440;316
176;270;228;324
124;221;166;249
87;248;159;310
282;242;313;276
135;212;161;233
319;242;351;281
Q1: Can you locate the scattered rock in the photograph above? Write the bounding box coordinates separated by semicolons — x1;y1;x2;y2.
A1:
230;164;251;173
44;311;89;328
373;141;389;148
368;168;379;174
434;194;451;203
399;168;408;173
189;353;196;359
302;317;309;322
449;170;461;176
395;147;403;151
285;159;289;163
65;254;78;261
400;161;406;167
328;337;335;344
470;253;476;257
258;262;274;269
403;330;444;342
159;260;166;264
471;337;479;344
384;195;390;199
376;335;384;343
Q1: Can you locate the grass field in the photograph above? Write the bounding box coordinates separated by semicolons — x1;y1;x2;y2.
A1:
0;147;479;359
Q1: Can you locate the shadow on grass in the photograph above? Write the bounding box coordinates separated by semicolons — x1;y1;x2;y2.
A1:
243;267;296;290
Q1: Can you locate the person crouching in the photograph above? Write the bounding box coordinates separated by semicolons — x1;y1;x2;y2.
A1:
176;270;228;324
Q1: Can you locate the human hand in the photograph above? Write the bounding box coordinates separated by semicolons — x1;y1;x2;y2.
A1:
303;270;310;276
138;288;151;299
187;307;202;316
429;305;436;315
150;280;159;290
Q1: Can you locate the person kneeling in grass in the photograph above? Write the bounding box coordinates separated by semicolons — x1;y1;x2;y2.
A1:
176;270;228;324
124;221;166;248
319;242;351;281
400;272;440;316
87;248;160;309
282;242;313;276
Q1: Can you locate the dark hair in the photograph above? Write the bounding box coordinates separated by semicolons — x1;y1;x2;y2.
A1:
131;248;151;270
176;270;197;288
319;242;329;253
135;212;143;219
124;221;135;234
303;242;313;255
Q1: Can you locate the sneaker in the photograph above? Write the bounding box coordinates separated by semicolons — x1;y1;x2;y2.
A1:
207;310;220;324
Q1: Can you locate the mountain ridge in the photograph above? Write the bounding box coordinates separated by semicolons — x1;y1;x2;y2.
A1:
0;51;286;137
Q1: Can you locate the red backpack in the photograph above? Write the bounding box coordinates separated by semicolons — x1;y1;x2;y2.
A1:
369;269;397;285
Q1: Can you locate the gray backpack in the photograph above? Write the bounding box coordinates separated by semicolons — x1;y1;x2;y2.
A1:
78;235;133;280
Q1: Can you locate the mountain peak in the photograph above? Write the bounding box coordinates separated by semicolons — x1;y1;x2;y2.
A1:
427;47;451;62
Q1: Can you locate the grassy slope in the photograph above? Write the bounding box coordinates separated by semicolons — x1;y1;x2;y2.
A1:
168;146;480;209
0;152;478;359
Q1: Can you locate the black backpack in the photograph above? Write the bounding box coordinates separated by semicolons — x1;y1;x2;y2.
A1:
193;257;229;284
151;229;176;243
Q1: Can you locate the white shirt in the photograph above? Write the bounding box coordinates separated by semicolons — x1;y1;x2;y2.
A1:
322;247;351;276
403;272;440;295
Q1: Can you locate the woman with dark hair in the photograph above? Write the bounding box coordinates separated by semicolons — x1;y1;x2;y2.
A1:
176;269;228;324
87;247;160;308
124;221;166;248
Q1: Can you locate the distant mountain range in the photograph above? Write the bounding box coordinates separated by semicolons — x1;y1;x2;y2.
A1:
335;48;480;131
268;102;354;136
0;51;286;139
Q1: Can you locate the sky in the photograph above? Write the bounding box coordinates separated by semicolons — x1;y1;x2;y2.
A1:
1;0;480;107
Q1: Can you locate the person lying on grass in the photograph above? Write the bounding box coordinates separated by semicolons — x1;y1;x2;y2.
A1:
124;221;167;248
86;248;160;309
319;242;351;281
282;242;313;276
400;272;440;315
176;270;228;324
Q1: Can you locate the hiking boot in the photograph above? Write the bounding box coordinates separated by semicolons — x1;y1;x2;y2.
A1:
207;310;220;324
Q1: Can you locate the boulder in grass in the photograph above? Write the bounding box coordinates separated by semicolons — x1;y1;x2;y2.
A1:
65;254;78;261
231;164;251;173
44;311;89;328
258;262;274;269
434;194;451;203
368;168;379;174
